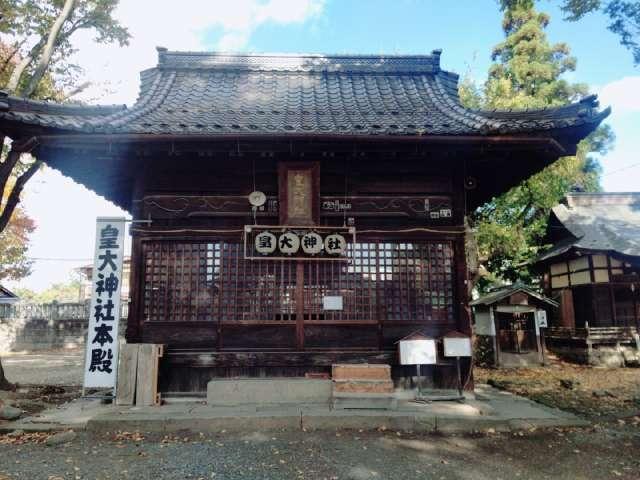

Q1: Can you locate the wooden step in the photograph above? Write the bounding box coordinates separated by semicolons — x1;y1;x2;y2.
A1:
332;364;391;381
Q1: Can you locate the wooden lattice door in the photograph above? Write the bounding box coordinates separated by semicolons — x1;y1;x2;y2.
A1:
142;239;455;351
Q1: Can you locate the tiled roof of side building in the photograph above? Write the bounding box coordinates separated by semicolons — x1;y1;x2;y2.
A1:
0;49;610;138
537;192;640;263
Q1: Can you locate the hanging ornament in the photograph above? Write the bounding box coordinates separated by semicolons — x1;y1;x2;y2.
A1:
255;231;276;255
278;231;300;255
301;232;323;255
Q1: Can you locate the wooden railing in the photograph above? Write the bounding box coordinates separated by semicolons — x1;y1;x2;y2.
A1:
546;326;638;343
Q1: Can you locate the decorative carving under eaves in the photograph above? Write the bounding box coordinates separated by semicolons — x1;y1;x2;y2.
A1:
141;195;454;220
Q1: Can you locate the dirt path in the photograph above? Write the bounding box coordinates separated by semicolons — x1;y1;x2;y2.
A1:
1;351;83;386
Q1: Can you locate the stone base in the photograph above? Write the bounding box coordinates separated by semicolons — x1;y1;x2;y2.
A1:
207;378;332;406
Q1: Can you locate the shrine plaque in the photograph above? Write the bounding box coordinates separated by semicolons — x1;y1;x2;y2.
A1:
278;162;319;225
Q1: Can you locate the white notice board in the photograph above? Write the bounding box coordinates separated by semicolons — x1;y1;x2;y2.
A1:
399;339;437;365
443;337;472;357
83;217;126;389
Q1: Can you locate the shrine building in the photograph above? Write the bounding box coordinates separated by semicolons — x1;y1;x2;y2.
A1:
0;49;608;392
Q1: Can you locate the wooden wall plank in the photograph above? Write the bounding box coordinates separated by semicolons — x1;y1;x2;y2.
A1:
135;344;164;406
115;344;139;406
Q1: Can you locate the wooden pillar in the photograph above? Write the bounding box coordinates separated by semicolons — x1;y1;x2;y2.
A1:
454;235;471;336
491;308;501;367
559;289;575;328
633;282;639;331
125;161;146;344
607;256;618;326
295;260;304;350
126;236;143;343
534;309;544;365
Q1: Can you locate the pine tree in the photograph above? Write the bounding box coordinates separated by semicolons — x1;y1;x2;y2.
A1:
464;0;614;289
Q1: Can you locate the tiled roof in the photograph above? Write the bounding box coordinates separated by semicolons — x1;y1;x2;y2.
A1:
538;192;640;262
0;284;18;300
470;283;558;307
0;49;610;138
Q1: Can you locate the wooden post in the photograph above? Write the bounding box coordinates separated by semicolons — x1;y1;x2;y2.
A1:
634;282;639;332
296;260;304;350
607;256;618;326
535;310;544;365
491;308;501;367
455;357;462;398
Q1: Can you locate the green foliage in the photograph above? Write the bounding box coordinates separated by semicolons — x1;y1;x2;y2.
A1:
561;0;640;64
14;278;83;303
1;0;130;97
0;205;35;281
487;2;586;108
0;0;130;282
464;1;615;291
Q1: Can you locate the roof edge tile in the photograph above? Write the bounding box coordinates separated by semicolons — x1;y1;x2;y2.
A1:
155;50;443;73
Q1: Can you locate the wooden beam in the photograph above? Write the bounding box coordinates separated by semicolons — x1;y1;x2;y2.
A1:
163;350;396;368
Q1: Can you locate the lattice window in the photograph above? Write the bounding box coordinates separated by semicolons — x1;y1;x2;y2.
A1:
143;242;220;322
141;239;455;323
219;243;297;323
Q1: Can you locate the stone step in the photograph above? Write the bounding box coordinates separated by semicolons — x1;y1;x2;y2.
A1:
207;378;332;406
332;392;398;410
332;364;391;381
332;380;395;394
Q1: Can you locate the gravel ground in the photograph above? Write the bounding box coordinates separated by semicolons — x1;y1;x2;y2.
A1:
0;426;639;480
1;351;83;386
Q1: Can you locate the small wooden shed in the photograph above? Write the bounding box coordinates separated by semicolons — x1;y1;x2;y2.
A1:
471;284;558;367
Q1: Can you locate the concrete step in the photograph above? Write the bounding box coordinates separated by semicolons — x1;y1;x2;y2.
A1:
332;392;398;410
332;379;395;394
332;364;391;381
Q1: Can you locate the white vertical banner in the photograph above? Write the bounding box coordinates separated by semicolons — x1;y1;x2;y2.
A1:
83;217;126;389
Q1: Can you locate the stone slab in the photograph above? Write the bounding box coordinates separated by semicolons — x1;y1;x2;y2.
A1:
207;378;332;406
8;383;590;435
332;392;398;410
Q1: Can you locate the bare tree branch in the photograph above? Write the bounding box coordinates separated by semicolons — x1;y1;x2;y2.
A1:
60;80;91;100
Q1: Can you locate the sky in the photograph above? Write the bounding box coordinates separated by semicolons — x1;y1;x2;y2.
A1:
8;0;640;292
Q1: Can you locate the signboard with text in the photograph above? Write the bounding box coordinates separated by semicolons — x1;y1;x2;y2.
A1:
244;225;355;261
83;217;126;389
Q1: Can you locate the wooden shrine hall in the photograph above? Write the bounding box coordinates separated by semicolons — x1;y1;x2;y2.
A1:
0;49;608;392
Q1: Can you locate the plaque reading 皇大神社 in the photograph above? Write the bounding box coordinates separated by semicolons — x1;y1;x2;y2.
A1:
278;162;319;225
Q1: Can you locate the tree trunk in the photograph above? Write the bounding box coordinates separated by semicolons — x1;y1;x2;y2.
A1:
5;54;33;94
21;0;77;97
0;159;41;232
0;356;15;391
